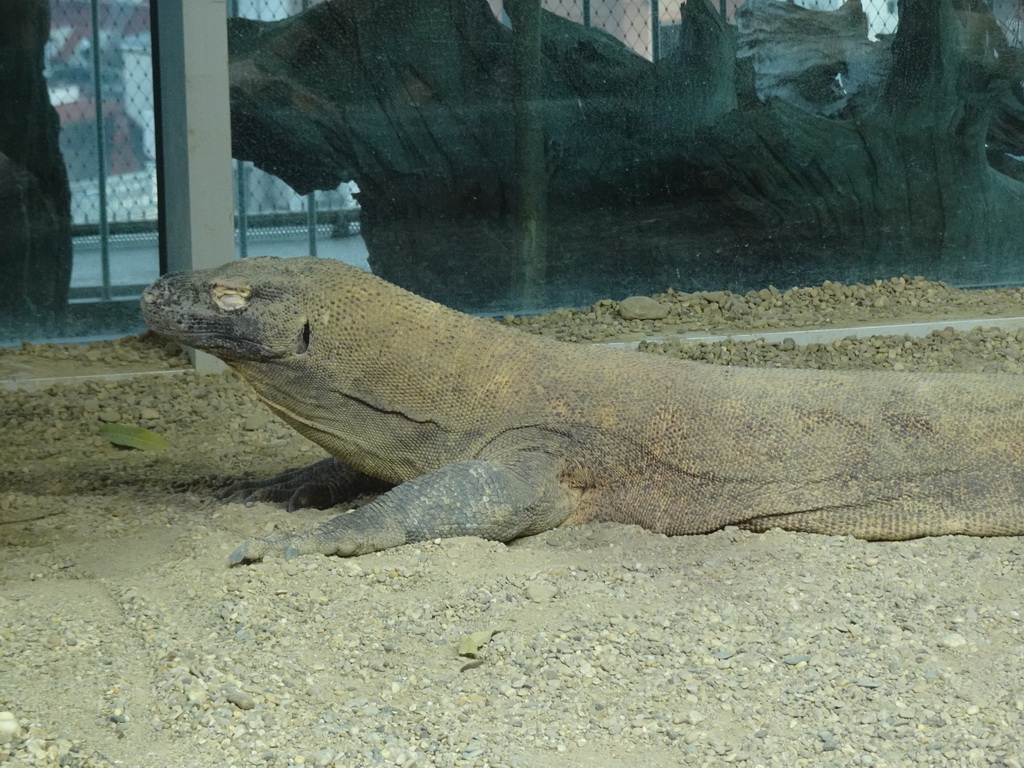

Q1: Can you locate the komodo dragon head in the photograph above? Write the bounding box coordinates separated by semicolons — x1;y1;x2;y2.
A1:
141;255;320;364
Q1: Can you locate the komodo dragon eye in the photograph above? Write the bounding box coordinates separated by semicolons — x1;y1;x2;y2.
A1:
296;321;311;354
211;282;251;310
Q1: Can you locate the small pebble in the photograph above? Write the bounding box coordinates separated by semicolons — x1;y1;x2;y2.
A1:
526;580;558;601
938;632;968;649
0;712;21;742
226;691;255;711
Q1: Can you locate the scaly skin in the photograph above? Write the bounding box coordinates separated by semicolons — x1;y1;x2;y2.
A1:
141;256;1024;562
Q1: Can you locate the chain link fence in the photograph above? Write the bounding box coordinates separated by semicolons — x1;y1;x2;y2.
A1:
48;0;156;229
47;0;158;305
227;0;1023;248
538;0;1024;57
46;0;363;303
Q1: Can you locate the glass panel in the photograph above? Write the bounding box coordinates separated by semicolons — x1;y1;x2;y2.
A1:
224;0;1024;317
1;0;158;345
8;6;1024;760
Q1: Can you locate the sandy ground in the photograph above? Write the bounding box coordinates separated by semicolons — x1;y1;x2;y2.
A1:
3;293;1024;766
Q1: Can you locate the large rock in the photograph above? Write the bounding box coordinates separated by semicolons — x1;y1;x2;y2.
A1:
618;296;669;321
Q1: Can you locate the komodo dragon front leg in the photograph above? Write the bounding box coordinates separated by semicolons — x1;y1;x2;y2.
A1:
222;457;392;511
228;452;577;563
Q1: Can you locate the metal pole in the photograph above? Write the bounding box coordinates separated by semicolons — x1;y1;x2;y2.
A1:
154;0;236;372
235;161;248;259
306;193;318;257
300;0;318;256
650;0;660;61
582;0;591;27
151;0;167;275
90;0;111;300
506;0;547;309
229;0;248;259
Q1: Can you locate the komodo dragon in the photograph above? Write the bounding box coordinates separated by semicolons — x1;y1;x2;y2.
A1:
141;256;1024;563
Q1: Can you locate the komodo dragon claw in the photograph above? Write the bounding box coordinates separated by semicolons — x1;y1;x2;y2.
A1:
228;523;365;564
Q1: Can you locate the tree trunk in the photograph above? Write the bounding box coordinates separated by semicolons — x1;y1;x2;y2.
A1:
0;0;73;333
228;0;1024;312
506;0;548;309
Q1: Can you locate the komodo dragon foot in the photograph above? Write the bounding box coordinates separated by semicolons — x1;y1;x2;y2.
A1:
228;457;575;564
221;457;391;511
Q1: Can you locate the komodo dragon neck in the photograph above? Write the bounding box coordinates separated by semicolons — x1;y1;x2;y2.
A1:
242;291;560;482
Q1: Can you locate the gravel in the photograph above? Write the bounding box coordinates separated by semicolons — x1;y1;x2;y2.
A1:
503;276;1024;343
638;326;1024;375
2;278;1024;768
